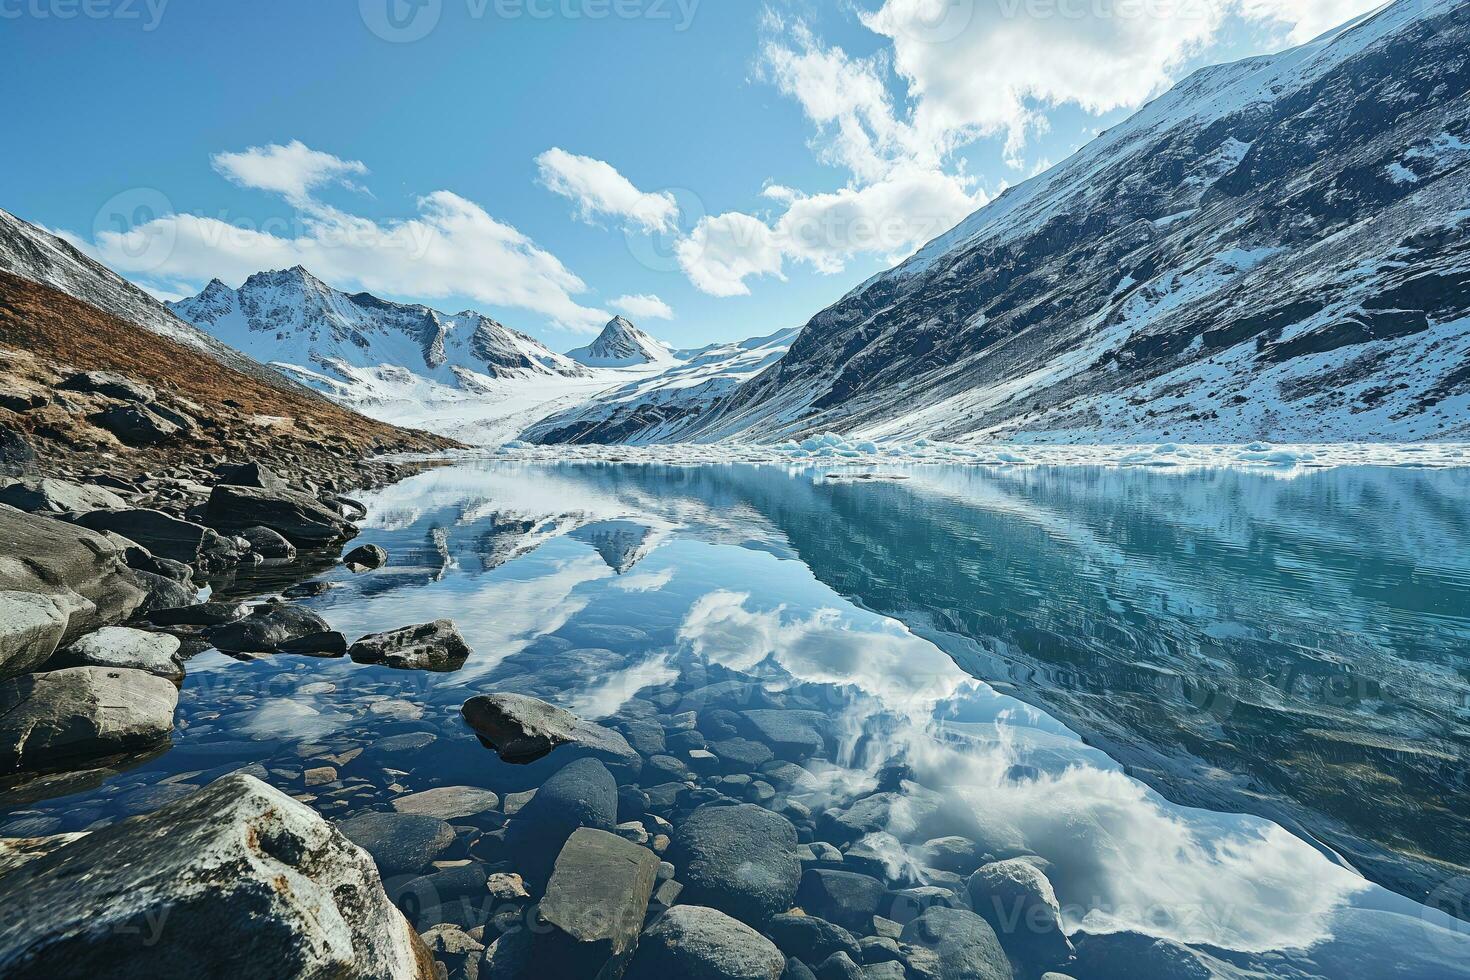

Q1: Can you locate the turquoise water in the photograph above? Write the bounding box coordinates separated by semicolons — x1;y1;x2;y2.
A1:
7;460;1470;976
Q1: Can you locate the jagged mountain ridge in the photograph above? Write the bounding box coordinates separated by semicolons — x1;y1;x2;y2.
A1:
658;0;1470;446
170;267;588;389
566;315;675;367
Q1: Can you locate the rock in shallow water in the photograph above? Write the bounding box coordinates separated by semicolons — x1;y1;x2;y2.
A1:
968;858;1074;972
460;692;640;774
206;603;338;656
0;773;435;978
335;810;458;876
624;905;786;980
205;484;358;547
343;543;388;572
349;619;470;672
898;907;1012;980
48;626;183;680
390;786;499;822
672;803;801;926
0;666;177;773
533;827;660;976
505;757;618;885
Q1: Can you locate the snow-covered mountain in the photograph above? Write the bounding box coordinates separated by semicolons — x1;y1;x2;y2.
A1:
650;0;1470;446
566;316;676;367
527;327;798;444
170;267;588;386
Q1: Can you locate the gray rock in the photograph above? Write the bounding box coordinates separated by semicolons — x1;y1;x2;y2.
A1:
860;963;906;980
238;525;296;561
391;786;500;821
0;592;68;679
343;543;388;572
815;952;864;980
59;370;156;403
461;692;641;774
710;737;775;773
0;666;177;773
0;505;147;648
215;461;287;491
795;870;886;932
625;905;785;980
821;787;943;845
88;404;180;445
766;913;862;964
128;571;199;618
145;600;248;627
49;626;183;680
0;832;89;877
917;837;983;876
206;603;336;654
205;483;358;546
784;958;819;980
335;810;458;876
672;804;801;926
506;757;618;885
0;428;36;478
0;774;435;978
0;478;127;515
534;827;660;977
967;859;1073;971
740;710;826;760
898;907;1012;980
75;508;208;565
349;619;470;672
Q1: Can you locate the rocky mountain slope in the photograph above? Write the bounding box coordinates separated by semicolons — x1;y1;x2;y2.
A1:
668;0;1470;446
170;267;589;391
566;316;676;367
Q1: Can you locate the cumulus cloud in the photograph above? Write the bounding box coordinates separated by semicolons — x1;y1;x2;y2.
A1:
610;293;675;320
86;142;612;333
212;140;368;207
677;211;788;297
536;147;680;233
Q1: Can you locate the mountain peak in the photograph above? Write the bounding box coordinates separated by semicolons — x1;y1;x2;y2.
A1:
567;316;674;367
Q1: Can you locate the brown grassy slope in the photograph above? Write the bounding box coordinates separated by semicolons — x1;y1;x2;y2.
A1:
0;269;457;457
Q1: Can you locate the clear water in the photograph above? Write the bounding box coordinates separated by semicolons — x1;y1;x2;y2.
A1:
6;460;1470;977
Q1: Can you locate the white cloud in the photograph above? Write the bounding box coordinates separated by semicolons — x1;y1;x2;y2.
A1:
610;293;675;320
536;147;679;233
1238;0;1388;43
211;140;368;207
677;211;787;297
87;143;612;333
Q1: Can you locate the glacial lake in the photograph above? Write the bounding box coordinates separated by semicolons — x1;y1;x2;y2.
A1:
6;459;1470;977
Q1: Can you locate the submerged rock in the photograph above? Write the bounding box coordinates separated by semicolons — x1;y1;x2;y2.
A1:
48;626;183;680
349;620;470;672
0;774;435;978
390;786;499;822
0;666;177;773
624;905;785;980
335;811;458;876
765;913;862;965
343;543;388;573
145;600;248;628
460;692;641;773
505;757;618;885
205;484;358;546
534;828;660;976
672;804;801;926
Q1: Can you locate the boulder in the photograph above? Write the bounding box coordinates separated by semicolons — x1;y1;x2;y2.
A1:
461;692;641;773
624;905;785;980
672;804;801;926
506;757;618;885
0;592;68;679
335;810;458;876
967;859;1073;971
238;525;296;561
48;626;183;681
815;952;863;980
740;710;826;760
129;571;198;618
795;870;886;932
0;505;147;647
205;603;337;655
343;543;388;572
0;774;435;978
898;907;1012;980
88;404;180;445
391;786;500;822
820;787;944;845
59;370;156;403
205;484;358;546
215;460;287;491
0;428;36;478
0;666;177;773
74;509;208;565
0;478;127;515
534;828;660;977
917;837;984;877
765;913;862;964
145;600;248;628
349;619;470;672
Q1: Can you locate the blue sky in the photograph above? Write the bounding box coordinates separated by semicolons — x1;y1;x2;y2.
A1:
1;0;1380;352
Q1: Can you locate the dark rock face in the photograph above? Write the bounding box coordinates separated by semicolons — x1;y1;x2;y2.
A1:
672;804;801;926
335;810;458;876
75;508;208;565
899;907;1013;980
0;666;177;773
238;525;296;561
967;860;1074;972
88;404;181;445
215;460;287;491
0;427;37;478
349;619;470;672
795;870;887;932
58;370;157;403
0;505;147;649
766;913;863;965
145;601;248;628
206;603;337;655
739;710;826;760
624;905;786;980
343;543;388;572
0;774;435;979
505;757;618;885
205;483;358;546
461;692;641;773
534;828;660;977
